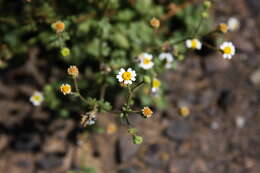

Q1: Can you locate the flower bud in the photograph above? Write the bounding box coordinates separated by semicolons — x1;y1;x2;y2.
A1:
201;12;209;19
128;128;138;135
143;75;151;84
61;47;70;57
203;1;212;9
133;135;143;144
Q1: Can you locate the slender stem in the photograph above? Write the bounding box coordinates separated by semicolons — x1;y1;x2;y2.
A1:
100;84;107;100
126;81;144;106
128;110;142;113
193;17;203;37
125;116;131;126
103;0;110;16
126;86;132;106
172;36;192;46
202;42;218;51
73;77;90;105
132;81;145;93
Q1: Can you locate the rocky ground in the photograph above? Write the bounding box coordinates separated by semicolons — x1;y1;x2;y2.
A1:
0;0;260;173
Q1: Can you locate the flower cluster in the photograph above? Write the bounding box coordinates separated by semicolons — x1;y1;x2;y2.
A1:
47;0;238;145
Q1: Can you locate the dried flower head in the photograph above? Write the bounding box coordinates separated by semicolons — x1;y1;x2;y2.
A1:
30;91;44;106
219;23;229;33
159;53;174;69
142;106;153;118
186;39;202;50
81;112;96;127
52;21;65;33
138;53;154;70
67;65;79;78
220;42;235;59
150;17;160;28
116;68;136;85
60;84;71;95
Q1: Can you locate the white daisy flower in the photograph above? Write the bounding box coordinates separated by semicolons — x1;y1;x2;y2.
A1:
186;39;202;50
152;78;161;93
30;91;44;106
228;17;240;31
159;53;174;69
116;68;136;85
138;53;154;70
220;42;235;59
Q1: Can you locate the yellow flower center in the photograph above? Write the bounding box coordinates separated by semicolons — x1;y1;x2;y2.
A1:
61;85;71;94
143;58;151;65
55;22;65;31
179;106;190;117
143;107;153;117
33;95;41;101
122;72;132;80
223;46;232;54
191;40;197;49
153;79;161;88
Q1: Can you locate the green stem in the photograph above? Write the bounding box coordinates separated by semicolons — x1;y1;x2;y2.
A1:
100;83;107;100
132;81;145;93
73;78;91;106
172;36;192;46
125;116;131;126
193;17;203;37
202;42;218;51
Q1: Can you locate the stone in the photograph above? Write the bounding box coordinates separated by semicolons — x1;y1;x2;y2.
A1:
36;153;63;170
143;144;163;168
205;57;230;72
250;68;260;86
116;136;140;163
164;120;192;141
117;165;140;173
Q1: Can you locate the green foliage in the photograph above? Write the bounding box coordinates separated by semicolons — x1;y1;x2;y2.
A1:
0;0;216;136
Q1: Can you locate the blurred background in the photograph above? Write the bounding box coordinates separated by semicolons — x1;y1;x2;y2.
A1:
0;0;260;173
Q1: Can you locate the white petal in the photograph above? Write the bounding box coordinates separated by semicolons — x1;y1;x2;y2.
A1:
186;40;191;48
119;68;125;73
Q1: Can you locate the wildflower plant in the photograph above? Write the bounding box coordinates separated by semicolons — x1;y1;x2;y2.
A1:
0;0;237;144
